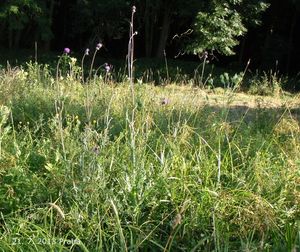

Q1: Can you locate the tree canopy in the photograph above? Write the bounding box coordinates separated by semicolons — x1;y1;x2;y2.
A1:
186;0;268;55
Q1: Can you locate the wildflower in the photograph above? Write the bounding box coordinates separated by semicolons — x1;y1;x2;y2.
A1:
64;48;71;54
104;63;111;73
70;57;77;65
161;98;170;105
85;48;90;56
92;145;100;155
96;43;103;50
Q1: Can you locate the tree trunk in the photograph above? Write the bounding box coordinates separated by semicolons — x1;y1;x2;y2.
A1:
44;0;55;51
8;15;13;49
14;29;21;49
238;37;246;65
144;0;158;57
155;2;172;58
144;0;152;57
286;9;297;74
0;23;5;43
261;2;277;69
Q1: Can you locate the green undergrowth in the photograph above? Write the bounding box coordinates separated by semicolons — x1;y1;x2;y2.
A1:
0;65;299;251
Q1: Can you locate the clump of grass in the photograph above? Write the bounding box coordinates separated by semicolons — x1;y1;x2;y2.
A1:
248;70;285;96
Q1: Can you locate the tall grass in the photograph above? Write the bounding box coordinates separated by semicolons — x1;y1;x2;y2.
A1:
0;63;299;251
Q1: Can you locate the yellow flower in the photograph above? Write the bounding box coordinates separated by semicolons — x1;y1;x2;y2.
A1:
70;57;77;65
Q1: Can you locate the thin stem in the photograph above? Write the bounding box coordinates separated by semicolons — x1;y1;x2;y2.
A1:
56;57;62;83
89;50;98;81
35;41;38;63
164;50;169;84
86;46;101;124
55;54;66;160
81;54;86;84
212;209;219;252
130;12;134;79
217;138;221;187
128;6;136;104
200;55;207;86
232;59;251;92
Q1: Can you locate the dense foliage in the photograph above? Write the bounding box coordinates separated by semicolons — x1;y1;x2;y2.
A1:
0;0;267;54
0;0;299;72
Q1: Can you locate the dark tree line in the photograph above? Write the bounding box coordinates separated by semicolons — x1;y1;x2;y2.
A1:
0;0;299;73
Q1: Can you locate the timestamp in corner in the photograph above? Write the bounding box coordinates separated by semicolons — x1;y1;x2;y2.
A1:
11;236;81;246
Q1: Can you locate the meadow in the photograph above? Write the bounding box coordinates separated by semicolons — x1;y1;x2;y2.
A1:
0;60;299;251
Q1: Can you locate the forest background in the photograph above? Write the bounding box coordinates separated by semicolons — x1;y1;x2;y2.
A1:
0;0;299;79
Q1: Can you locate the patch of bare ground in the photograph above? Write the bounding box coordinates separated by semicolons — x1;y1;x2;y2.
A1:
152;85;300;123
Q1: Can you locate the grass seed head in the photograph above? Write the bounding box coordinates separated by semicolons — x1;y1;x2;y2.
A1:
49;203;65;219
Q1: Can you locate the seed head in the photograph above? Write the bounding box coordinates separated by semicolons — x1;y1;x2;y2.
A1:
85;48;90;56
132;6;136;13
48;203;65;219
172;213;182;229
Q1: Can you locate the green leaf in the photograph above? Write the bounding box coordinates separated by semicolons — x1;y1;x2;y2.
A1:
9;5;19;14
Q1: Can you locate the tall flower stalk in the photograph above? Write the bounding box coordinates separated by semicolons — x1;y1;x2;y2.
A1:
128;6;137;104
86;44;102;125
81;48;89;83
55;48;70;160
89;43;102;81
126;6;138;170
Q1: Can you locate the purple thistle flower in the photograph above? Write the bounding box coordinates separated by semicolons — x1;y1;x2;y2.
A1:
64;48;70;54
96;43;103;50
85;48;90;56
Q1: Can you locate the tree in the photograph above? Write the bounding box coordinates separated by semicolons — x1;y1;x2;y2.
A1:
0;0;56;49
286;0;300;73
69;0;130;49
185;0;268;56
133;0;268;58
136;0;202;58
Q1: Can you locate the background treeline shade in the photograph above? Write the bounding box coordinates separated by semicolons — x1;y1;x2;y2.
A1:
0;0;299;73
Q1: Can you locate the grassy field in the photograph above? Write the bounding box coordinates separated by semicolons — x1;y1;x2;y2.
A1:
0;63;300;251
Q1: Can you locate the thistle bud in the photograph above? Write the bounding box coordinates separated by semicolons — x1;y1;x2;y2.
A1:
96;43;103;50
104;63;111;73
